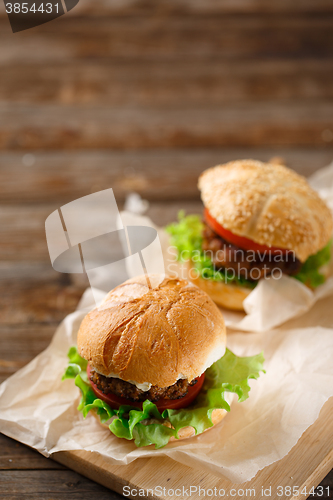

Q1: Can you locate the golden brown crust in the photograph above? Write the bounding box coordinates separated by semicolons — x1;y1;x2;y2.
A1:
198;159;333;262
77;275;226;388
189;266;249;311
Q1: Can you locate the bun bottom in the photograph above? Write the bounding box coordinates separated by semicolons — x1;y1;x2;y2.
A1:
189;258;333;311
189;272;250;311
168;407;229;441
90;394;234;445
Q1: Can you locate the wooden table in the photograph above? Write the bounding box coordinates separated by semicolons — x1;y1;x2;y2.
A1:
0;1;333;498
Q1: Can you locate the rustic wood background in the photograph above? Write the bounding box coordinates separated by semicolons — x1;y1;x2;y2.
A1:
0;1;333;498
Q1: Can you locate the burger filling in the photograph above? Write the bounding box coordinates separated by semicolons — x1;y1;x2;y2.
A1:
166;211;332;288
63;346;265;449
89;368;198;403
202;221;302;280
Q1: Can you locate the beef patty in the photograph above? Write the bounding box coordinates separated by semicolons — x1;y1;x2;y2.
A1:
90;368;198;403
202;221;302;280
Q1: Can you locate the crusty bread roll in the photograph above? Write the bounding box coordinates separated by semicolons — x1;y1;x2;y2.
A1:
77;274;226;388
189;268;250;311
199;159;333;262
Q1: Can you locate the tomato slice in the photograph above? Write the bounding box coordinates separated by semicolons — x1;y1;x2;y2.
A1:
204;208;287;254
87;365;205;412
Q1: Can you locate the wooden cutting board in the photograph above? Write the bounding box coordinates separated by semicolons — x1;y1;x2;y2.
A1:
52;397;333;500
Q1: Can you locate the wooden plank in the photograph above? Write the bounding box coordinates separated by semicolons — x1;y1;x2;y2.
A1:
53;398;333;500
0;262;60;281
0;205;124;263
1;0;333;16
1;59;333;105
0;205;60;262
0;470;124;499
0;102;333;150
0;324;58;382
0;16;332;64
0;434;65;470
66;0;333;15
1;149;332;204
0;262;88;340
0;324;57;354
0;277;83;325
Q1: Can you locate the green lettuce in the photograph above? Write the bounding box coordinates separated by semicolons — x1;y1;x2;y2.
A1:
165;212;256;289
294;239;332;288
63;347;265;449
166;211;204;260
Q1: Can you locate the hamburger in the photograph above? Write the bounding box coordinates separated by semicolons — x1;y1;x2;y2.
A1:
63;275;264;448
166;160;333;311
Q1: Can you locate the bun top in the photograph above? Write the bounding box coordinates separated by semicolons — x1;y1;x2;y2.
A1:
199;159;333;262
77;275;226;388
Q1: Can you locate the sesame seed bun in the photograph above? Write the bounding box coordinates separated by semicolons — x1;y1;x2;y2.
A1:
77;274;227;388
198;160;333;262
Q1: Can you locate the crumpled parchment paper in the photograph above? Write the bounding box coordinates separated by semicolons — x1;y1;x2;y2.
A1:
1;163;333;484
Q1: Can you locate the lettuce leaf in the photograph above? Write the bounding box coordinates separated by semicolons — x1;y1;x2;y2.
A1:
166;210;204;260
294;239;332;288
63;347;265;449
62;346;88;382
165;212;256;289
